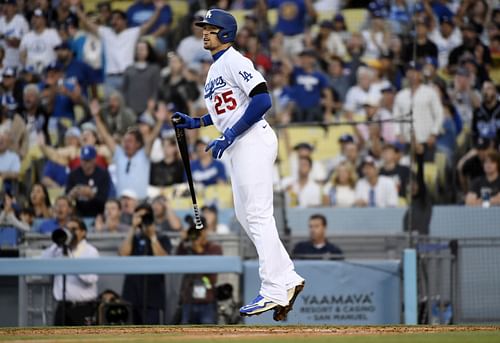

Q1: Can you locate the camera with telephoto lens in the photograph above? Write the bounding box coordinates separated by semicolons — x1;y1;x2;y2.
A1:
51;227;73;247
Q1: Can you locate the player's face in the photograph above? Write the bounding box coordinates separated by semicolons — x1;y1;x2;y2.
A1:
201;24;223;51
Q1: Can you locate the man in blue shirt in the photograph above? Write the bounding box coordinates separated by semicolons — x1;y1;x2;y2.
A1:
37;196;73;234
126;0;172;52
292;214;343;259
191;139;227;186
265;0;317;56
54;41;96;98
284;49;333;122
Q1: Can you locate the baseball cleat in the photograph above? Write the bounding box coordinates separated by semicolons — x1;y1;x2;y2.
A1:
273;281;305;321
239;295;280;317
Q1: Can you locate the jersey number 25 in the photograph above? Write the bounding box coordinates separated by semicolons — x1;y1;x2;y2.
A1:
214;90;237;115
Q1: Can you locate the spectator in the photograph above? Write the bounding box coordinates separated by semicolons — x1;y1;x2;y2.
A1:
355;96;392;152
361;10;390;59
379;143;410;198
448;67;481;131
285;156;322;208
288;142;327;183
448;22;492;72
151;195;181;232
265;0;317;56
428;15;462;69
0;0;30;69
292;214;343;259
65;145;111;217
284;49;334;122
41;217;99;326
244;34;272;75
150;137;184;187
191;138;227;186
322;161;357;207
393;62;444;161
126;0;172;53
28;183;52;219
0;191;30;232
96;1;112;26
0;94;28;159
119;189;139;225
176;11;211;70
177;219;222;324
54;41;96;98
344;66;379;119
21;84;48;150
327;135;362;177
201;205;230;235
387;0;411;35
332;13;350;43
458;137;495;194
119;203;171;324
0;129;20;182
158;52;200;116
314;20;347;61
72;0;165;94
20;8;62;73
466;151;500;207
122;40;160;115
97;91;137;137
37;195;73;234
52;0;78;29
472;81;500;145
91;99;166;200
326;56;352;104
354;156;398;207
94;199;130;233
402;18;438;64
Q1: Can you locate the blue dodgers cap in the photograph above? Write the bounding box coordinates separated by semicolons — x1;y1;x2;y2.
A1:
54;41;71;50
424;56;439;68
338;133;354;144
333;13;345;22
45;61;63;72
2;66;16;77
408;61;423;71
80;145;97;160
439;15;454;25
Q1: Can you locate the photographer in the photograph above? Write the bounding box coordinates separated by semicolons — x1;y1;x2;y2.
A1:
118;203;171;324
176;217;222;324
40;217;99;326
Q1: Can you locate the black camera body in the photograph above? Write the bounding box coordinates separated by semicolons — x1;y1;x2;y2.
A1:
51;227;73;247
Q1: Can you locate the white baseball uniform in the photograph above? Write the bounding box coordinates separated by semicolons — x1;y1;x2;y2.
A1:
204;46;303;305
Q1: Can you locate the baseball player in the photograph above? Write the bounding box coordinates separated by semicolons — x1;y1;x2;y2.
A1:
172;9;304;321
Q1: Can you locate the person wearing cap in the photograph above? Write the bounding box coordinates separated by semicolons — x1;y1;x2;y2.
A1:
361;7;390;60
402;18;438;64
20;8;62;73
472;81;500;145
325;134;362;176
264;0;317;56
288;142;327;183
0;0;29;69
282;48;334;122
354;156;398;208
119;189;139;225
150;137;184;187
191;138;228;186
54;41;97;98
449;66;481;131
393;61;444;160
71;0;165;94
41;216;99;325
428;15;463;69
448;21;492;72
65;145;111;217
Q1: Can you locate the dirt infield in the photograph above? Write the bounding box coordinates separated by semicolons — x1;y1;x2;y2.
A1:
1;325;499;340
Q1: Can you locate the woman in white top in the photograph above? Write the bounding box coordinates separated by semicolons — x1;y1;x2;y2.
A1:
322;161;357;207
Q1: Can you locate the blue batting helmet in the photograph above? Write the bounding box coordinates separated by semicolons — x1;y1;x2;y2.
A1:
195;9;237;44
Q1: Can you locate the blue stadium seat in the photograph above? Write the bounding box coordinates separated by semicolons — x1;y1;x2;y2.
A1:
0;227;19;248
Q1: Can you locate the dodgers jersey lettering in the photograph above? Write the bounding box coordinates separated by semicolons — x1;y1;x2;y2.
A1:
204;47;266;133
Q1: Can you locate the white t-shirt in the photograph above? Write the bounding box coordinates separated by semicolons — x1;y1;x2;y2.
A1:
284;177;322;208
20;28;61;72
344;85;381;114
429;27;462;68
204;47;266;133
355;175;398;208
323;183;356;207
0;14;29;68
98;26;141;75
0;149;21;173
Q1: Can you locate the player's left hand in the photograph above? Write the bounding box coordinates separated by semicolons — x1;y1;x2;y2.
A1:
205;128;237;159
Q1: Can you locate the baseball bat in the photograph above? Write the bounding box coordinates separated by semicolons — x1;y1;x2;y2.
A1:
172;118;203;230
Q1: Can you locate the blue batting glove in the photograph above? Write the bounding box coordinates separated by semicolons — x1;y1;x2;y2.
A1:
172;112;200;129
205;128;237;159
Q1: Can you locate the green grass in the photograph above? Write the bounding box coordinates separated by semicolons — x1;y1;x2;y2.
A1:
1;327;499;343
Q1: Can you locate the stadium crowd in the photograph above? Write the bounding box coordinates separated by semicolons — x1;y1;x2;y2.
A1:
0;0;497;226
0;0;498;326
